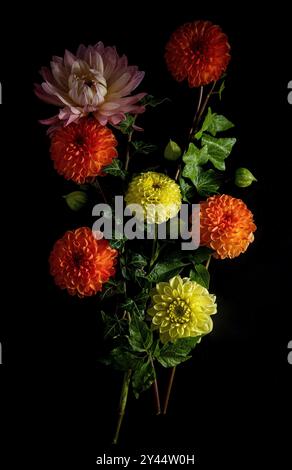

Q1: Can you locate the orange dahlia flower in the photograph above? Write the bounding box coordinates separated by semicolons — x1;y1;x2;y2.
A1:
49;227;118;297
50;118;118;183
198;195;256;259
165;20;231;88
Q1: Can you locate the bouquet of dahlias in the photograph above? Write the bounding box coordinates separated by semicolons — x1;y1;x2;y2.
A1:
36;20;257;444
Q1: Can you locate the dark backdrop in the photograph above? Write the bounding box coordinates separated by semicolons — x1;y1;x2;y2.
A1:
1;3;291;467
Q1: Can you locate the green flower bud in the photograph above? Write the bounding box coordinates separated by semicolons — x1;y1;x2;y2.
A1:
235;168;257;188
164;139;182;161
63;191;88;211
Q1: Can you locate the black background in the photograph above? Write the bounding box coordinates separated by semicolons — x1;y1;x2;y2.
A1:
0;3;291;467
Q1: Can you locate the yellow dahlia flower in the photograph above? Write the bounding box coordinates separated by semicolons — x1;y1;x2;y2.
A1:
148;276;217;343
125;172;182;224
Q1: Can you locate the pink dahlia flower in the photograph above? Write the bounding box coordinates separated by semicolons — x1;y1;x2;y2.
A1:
35;43;146;128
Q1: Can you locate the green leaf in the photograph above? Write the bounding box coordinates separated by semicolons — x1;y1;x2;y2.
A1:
63;191;88;211
109;236;127;250
117;113;136;135
218;80;225;100
194;107;214;140
190;264;210;289
195;168;221;196
140;95;170;108
156;337;200;368
148;259;188;283
208;114;234;136
128;316;153;352
134;288;151;315
108;347;143;371
100;310;127;339
131;140;158;155
100;279;125;301
103;159;127;179
179;177;195;203
132;359;155;398
192;247;214;264
195;107;234;139
183;142;209;166
201;134;236;171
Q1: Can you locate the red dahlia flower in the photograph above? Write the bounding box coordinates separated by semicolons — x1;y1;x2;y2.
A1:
49;227;118;297
165;20;231;88
50;117;118;183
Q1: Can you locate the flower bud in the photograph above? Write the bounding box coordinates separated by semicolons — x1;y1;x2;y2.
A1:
235;168;257;188
164;139;182;161
63;191;88;211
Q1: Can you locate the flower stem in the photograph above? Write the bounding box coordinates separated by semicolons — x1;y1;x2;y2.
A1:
163;366;176;415
150;356;161;415
175;85;203;182
188;85;204;139
205;255;212;270
124;115;137;172
112;369;132;445
194;81;217;134
94;178;108;204
149;224;159;269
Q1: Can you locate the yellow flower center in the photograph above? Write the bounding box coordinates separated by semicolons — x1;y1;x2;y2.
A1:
168;299;191;324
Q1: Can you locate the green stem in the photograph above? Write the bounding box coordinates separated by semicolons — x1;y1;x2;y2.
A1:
124;114;137;172
205;255;212;270
112;369;132;445
149;224;159;270
150;355;161;415
94;178;107;203
194;81;217;135
163;366;176;415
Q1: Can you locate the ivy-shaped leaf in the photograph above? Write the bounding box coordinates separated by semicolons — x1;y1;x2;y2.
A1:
201;134;236;171
128;316;153;353
132;359;155;398
103;159;127;179
156;337;200;368
179;177;196;203
117;113;136;134
131;141;158;155
140;95;170;108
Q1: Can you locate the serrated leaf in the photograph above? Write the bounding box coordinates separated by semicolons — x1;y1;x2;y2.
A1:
201;134;236;171
132;359;155;398
128;316;153;352
179;177;196;202
117;113;136;134
148;259;188;283
140;95;170;108
100;279;125;301
103;159;127;179
195;168;221;196
100;310;127;339
131;140;158;155
108;347;143;371
190;264;210;289
156;337;200;368
192;247;214;264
